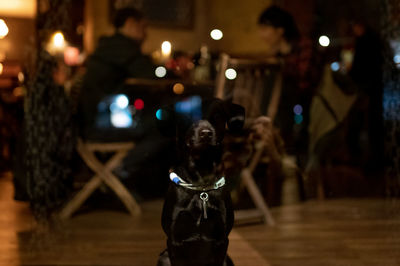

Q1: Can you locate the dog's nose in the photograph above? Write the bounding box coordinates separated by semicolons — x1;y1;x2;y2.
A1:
199;129;213;139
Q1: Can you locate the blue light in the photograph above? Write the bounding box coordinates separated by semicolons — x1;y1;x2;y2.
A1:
394;55;400;64
175;95;202;122
109;102;119;113
97;101;108;112
156;109;163;120
293;104;303;115
330;62;340;72
294;114;303;124
115;94;129;109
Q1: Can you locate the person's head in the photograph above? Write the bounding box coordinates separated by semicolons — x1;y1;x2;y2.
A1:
258;6;299;55
113;7;147;42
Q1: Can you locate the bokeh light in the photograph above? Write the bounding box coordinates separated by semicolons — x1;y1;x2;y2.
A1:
161;41;172;57
52;31;65;48
64;46;80;66
330;62;340;72
394;55;400;64
0;63;3;75
155;66;167;78
134;98;144;110
156;109;163;120
294;114;303;124
0;19;9;39
111;111;132;128
173;83;185;94
225;68;237;80
18;72;24;83
319;35;330;47
293;104;303;115
210;29;223;40
115;94;129;109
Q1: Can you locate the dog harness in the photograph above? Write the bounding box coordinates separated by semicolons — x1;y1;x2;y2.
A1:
169;171;225;219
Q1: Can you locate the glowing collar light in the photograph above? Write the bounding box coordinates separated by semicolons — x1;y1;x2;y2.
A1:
169;172;225;191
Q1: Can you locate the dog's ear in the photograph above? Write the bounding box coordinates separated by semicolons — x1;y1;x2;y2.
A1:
155;106;176;137
224;102;245;133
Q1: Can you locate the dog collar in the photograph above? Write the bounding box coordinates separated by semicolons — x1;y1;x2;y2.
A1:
169;171;225;192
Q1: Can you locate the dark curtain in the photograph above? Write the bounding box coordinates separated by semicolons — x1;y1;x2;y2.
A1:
23;0;75;221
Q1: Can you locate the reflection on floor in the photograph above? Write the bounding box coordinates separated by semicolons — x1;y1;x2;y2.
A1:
0;172;399;266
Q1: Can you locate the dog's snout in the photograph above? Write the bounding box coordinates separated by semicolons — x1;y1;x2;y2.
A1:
200;129;213;139
191;120;217;146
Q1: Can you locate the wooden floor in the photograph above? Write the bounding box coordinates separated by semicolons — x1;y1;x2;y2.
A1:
1;172;399;266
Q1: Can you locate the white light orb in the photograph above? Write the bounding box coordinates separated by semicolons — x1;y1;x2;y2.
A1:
115;94;129;109
155;66;167;78
319;35;330;47
225;68;237;80
210;29;223;40
111;111;132;128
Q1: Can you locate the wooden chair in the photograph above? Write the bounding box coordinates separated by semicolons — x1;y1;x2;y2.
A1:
60;138;141;219
215;54;278;226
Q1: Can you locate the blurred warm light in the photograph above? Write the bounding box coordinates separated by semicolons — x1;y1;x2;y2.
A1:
17;72;24;83
225;68;237;80
13;86;24;97
161;41;172;57
0;0;36;18
0;63;3;75
0;19;9;39
319;35;330;47
330;61;340;72
0;52;5;62
52;31;65;48
173;83;184;94
64;46;80;66
155;66;167;78
47;31;67;55
210;29;223;40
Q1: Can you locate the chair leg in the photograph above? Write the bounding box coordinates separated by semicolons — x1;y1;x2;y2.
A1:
83;147;141;216
241;169;275;226
60;176;102;219
62;141;141;218
100;170;141;216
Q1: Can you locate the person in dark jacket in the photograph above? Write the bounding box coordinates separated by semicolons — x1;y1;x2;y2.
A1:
79;7;156;139
78;8;173;199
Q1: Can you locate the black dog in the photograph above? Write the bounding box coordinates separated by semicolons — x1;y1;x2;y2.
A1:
156;97;244;266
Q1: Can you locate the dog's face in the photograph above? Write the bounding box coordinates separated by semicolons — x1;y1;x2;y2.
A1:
187;120;217;149
156;97;245;164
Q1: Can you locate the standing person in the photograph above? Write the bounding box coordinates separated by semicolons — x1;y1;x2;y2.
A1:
254;5;301;154
79;7;156;140
228;6;306;207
